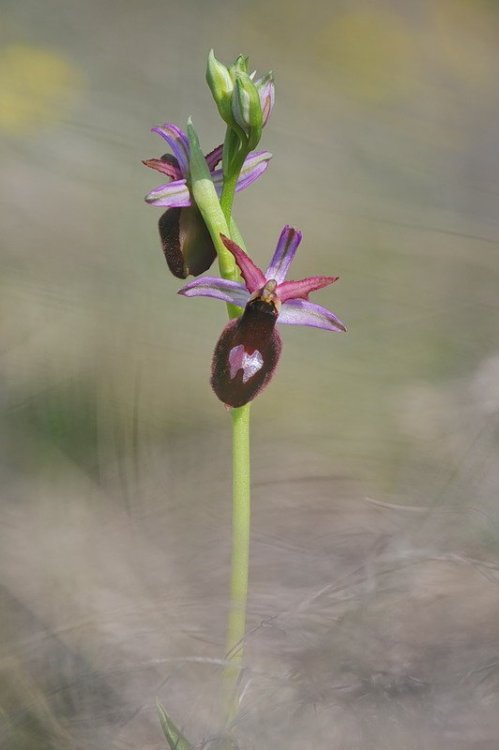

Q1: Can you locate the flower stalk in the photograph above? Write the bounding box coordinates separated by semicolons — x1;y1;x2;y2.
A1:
186;117;254;721
223;403;251;714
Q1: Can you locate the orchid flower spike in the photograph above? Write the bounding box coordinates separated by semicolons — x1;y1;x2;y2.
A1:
143;123;271;278
179;226;346;407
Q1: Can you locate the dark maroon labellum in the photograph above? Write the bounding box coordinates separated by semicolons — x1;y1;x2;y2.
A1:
158;206;217;279
158;207;186;278
211;296;282;407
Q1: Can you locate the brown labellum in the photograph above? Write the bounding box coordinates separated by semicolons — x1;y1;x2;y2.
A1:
211;296;282;407
158;206;217;279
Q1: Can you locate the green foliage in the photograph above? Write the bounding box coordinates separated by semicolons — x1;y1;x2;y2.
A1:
157;702;193;750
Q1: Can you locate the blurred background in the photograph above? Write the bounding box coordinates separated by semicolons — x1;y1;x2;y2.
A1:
1;0;499;747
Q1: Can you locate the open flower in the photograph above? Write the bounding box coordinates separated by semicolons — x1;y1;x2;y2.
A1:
178;226;346;406
143;123;271;278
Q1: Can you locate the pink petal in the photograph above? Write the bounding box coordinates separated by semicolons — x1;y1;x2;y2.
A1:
142;155;182;180
220;235;266;293
277;276;339;303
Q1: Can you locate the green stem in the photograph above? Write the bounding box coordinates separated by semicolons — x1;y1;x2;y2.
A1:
229;217;247;251
220;130;247;224
220;147;252;724
223;403;251;716
187;120;252;724
220;170;239;223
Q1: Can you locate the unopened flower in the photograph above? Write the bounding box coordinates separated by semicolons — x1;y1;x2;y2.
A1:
206;51;275;146
179;226;346;406
252;71;274;127
144;123;271;278
231;74;263;148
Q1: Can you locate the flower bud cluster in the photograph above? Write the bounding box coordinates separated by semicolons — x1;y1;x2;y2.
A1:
206;50;274;150
144;51;345;408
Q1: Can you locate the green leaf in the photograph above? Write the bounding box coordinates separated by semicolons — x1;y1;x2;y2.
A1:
156;702;193;750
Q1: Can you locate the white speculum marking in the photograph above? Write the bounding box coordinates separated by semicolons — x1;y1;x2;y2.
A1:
229;345;263;384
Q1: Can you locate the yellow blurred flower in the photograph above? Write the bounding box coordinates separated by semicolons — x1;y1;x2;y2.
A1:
431;0;497;85
317;2;496;104
318;10;417;103
0;44;82;133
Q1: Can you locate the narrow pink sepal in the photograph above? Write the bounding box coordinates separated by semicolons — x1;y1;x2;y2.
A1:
220;235;266;293
277;276;339;302
142;157;182;180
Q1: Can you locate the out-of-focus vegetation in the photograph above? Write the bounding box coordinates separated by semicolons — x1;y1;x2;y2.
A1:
0;44;82;133
1;0;499;747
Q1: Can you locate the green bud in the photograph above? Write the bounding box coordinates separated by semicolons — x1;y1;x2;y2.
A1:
229;54;250;77
206;49;234;124
206;52;270;152
231;73;263;149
